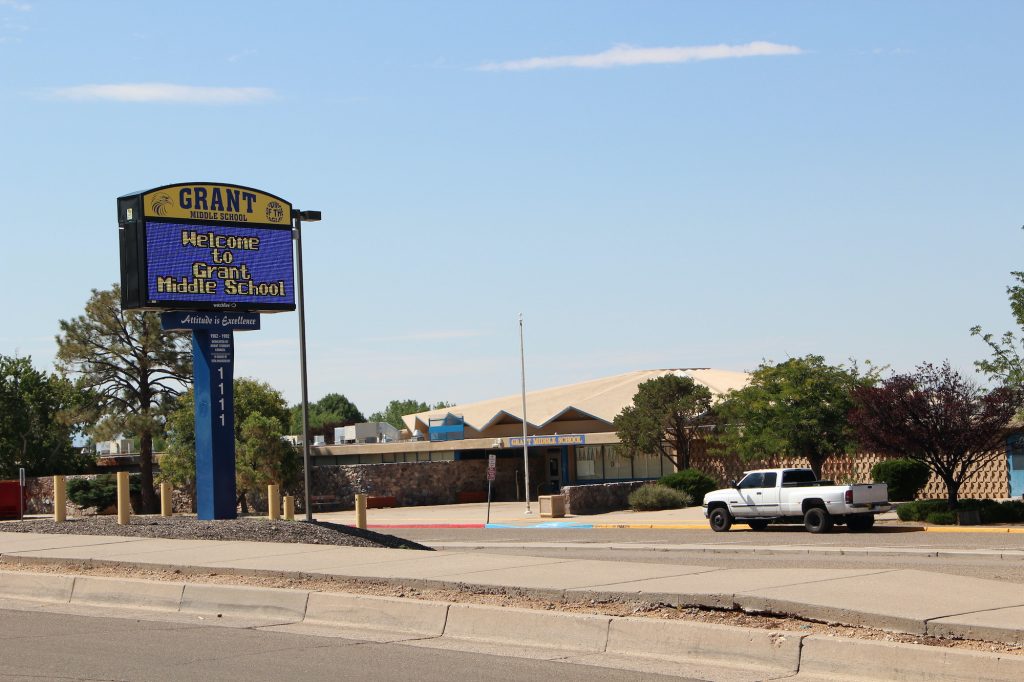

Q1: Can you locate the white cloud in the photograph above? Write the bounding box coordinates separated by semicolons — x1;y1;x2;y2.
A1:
49;83;274;104
480;41;802;71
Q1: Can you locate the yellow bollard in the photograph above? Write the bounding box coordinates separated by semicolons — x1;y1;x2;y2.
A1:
268;484;280;520
283;495;294;521
355;493;367;530
53;475;66;523
160;481;173;517
116;471;130;525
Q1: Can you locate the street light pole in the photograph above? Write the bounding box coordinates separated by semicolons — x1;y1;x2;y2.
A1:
293;209;321;522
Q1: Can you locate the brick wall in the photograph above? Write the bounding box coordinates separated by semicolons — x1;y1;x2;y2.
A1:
686;451;1010;500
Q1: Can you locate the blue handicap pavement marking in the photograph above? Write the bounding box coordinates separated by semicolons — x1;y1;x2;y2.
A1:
485;522;594;529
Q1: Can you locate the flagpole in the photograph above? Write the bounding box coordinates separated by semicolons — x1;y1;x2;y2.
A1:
519;313;532;515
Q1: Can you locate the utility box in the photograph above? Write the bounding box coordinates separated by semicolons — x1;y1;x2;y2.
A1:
0;481;25;520
539;494;566;519
334;422;401;444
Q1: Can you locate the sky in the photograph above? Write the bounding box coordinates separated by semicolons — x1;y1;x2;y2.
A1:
1;1;1022;415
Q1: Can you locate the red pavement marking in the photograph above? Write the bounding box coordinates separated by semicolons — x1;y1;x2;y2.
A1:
362;523;486;529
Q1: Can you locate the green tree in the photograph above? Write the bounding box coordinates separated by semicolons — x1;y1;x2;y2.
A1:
369;399;453;430
290;392;364;434
972;268;1024;395
55;286;190;512
236;412;300;501
713;355;876;478
0;355;90;477
614;375;714;470
162;377;295;508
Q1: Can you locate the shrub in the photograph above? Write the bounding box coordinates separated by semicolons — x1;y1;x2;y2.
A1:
895;499;949;521
870;459;931;501
658;468;718;503
925;511;956;525
628;484;693;511
67;474;140;512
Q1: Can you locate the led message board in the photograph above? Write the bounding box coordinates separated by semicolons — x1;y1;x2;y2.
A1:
118;183;295;312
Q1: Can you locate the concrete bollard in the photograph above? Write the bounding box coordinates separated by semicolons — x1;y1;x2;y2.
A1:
160;482;173;517
283;495;294;521
268;484;280;520
53;475;67;523
355;493;367;530
116;471;130;525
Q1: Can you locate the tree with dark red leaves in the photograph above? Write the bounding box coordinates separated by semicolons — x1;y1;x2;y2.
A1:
849;361;1022;508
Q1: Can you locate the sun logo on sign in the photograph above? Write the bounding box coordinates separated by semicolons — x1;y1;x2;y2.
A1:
151;193;172;216
265;201;285;223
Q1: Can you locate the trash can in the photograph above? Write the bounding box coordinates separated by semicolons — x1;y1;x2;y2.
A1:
539;494;566;518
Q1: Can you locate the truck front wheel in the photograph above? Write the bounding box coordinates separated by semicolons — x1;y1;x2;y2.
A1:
709;507;733;532
804;507;834;534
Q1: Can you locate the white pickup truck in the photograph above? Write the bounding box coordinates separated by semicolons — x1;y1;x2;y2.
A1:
702;468;892;533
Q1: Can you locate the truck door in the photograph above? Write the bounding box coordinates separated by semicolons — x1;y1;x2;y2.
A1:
736;472;764;515
740;472;779;515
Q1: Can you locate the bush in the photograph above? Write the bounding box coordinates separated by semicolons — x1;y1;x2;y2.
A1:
895;499;949;521
67;474;140;512
925;510;956;525
628;484;693;511
870;459;931;501
658;468;718;503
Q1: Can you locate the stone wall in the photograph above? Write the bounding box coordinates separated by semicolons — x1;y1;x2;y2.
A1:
562;480;648;515
305;458;535;511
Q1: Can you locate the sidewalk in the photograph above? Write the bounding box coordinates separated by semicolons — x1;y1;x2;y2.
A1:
2;530;1022;646
316;501;1024;533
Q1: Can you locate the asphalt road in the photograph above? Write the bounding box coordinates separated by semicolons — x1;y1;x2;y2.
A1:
379;527;1024;583
0;608;692;682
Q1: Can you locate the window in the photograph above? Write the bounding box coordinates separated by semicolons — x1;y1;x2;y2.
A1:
782;469;817;486
575;446;603;479
761;472;777;488
603;445;632;479
737;472;764;489
633;450;660;479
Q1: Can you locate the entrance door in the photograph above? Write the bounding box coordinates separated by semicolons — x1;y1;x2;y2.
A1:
546;449;562;493
1009;434;1024;498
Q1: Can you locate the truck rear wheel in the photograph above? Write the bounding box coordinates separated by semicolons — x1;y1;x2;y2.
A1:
709;507;733;532
846;515;875;532
804;507;834;534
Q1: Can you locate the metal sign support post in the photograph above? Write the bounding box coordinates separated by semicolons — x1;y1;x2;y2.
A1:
192;329;237;520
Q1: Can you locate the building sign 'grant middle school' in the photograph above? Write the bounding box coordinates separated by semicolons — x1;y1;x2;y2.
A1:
118;183;295;313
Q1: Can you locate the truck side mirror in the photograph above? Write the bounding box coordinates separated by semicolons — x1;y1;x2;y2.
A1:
728;480;737;489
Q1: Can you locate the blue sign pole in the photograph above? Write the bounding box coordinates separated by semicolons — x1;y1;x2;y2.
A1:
162;312;260;520
193;329;236;519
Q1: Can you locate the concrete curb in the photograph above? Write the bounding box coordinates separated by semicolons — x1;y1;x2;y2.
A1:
304;591;448;637
606;616;803;674
2;571;1023;681
441;603;610;653
0;571;74;602
71;576;184;611
179;583;309;620
797;634;1024;681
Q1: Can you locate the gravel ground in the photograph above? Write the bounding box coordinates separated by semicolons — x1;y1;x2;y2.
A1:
0;516;431;551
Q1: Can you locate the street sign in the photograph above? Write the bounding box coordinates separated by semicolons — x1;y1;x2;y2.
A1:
487;454;496;481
